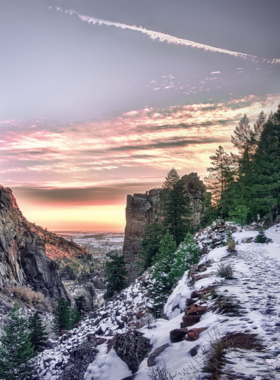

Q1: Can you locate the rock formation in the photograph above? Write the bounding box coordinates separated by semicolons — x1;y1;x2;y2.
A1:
123;173;207;284
0;185;69;299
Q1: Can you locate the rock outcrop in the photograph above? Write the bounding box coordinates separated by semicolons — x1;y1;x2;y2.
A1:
123;173;207;284
0;186;68;299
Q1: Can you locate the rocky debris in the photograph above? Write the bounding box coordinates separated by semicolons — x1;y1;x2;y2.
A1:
0;186;69;300
113;331;153;374
194;219;238;254
58;342;99;380
147;343;170;366
169;328;189;343
123;173;207;284
182;304;207;327
186;327;208;341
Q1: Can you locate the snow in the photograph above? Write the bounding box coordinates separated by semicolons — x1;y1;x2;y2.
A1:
37;224;280;380
84;342;132;380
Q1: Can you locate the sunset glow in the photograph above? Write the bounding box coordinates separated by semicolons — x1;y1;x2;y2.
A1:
1;0;280;231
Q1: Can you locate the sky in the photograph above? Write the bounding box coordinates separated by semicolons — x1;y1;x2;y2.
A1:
1;0;280;231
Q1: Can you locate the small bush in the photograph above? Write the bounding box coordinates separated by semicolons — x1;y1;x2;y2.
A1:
227;239;235;252
8;287;52;312
217;263;233;279
148;360;175;380
203;337;227;378
255;228;267;243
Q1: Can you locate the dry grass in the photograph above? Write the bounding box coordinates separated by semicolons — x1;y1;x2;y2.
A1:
7;286;52;312
227;239;236;252
147;359;176;380
217;263;233;279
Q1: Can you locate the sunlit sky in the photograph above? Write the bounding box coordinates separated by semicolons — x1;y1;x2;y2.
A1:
1;0;280;231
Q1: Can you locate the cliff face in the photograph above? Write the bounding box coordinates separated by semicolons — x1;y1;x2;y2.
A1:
123;173;207;284
0;186;69;300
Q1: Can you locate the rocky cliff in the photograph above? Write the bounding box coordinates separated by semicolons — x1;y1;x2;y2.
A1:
123;173;207;284
0;185;70;300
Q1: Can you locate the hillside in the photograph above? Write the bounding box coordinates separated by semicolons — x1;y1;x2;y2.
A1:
34;223;280;379
0;185;92;304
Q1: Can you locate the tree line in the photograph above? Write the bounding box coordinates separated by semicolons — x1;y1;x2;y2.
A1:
203;105;280;226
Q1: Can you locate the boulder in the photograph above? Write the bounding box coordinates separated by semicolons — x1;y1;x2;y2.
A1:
113;331;153;373
169;328;189;343
147;343;170;367
187;327;208;341
58;342;99;380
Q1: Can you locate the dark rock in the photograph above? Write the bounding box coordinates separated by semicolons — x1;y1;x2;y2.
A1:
113;331;153;373
182;315;201;327
186;298;197;306
147;343;170;367
187;327;208;341
189;345;200;357
58;342;98;380
0;186;68;300
190;291;201;299
169;328;188;343
123;173;207;284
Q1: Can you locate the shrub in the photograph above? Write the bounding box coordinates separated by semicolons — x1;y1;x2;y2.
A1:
227;239;235;252
217;263;233;279
8;287;52;312
148;360;175;380
255;228;267;243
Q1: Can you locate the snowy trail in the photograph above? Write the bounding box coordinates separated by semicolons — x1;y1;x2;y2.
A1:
136;226;280;380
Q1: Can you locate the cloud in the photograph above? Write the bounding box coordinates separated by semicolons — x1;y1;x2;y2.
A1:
50;7;273;62
12;182;162;206
211;71;221;74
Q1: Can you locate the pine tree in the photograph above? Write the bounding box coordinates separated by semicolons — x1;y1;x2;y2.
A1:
161;169;190;246
205;146;235;215
74;295;88;318
228;205;249;228
70;306;81;326
52;298;71;335
28;311;48;353
149;231;177;310
104;252;127;298
249;107;280;223
138;222;165;271
0;303;35;380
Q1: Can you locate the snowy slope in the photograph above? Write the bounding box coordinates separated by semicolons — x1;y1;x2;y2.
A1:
37;225;280;380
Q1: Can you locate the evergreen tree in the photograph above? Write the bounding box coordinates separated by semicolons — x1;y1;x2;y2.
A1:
149;231;200;313
28;311;48;353
161;169;190;246
205;146;236;216
70;306;81;326
74;295;88;318
0;303;35;380
149;231;177;310
255;228;267;243
249;106;280;223
138;222;165;271
52;298;71;335
104;252;127;298
228;205;249;228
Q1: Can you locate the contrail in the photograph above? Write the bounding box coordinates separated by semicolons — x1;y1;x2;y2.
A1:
52;7;279;63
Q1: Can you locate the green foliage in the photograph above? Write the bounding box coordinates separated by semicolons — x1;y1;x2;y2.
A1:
52;297;71;334
138;222;165;271
149;231;200;311
255;228;267;243
28;311;48;353
74;295;88;318
161;169;190;246
104;252;127;298
204;146;236;214
70;306;81;326
228;205;249;228
0;303;35;380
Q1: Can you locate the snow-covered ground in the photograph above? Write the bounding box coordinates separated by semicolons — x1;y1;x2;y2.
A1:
38;224;280;380
55;231;124;255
